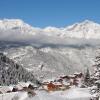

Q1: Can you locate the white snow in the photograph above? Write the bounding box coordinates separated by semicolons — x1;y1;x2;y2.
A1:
0;87;93;100
0;19;100;100
0;86;13;93
0;19;100;42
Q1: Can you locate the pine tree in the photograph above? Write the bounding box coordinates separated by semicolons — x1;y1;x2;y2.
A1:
84;68;91;87
91;54;100;99
93;55;100;89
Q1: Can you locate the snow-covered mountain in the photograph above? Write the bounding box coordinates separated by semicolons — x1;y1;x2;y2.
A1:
0;19;100;40
0;19;100;80
43;20;100;39
60;20;100;39
0;19;42;41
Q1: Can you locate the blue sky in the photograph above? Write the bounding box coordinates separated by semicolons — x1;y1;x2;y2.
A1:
0;0;100;27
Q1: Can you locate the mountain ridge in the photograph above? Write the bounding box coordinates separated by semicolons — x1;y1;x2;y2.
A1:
0;19;100;41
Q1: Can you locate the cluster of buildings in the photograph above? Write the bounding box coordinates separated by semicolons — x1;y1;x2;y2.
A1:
0;82;36;96
42;72;84;91
0;72;84;95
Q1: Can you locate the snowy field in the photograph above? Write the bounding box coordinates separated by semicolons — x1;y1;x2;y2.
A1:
0;87;92;100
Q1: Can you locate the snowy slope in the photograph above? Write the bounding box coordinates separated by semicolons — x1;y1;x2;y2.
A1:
0;53;39;85
59;20;100;39
0;42;98;80
0;87;92;100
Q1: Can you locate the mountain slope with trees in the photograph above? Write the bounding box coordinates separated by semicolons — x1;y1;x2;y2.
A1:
0;53;40;86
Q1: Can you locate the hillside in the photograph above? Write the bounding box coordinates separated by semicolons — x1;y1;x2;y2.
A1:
0;53;39;86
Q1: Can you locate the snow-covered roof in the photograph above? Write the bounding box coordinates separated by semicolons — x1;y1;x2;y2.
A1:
14;82;30;90
95;80;100;84
0;86;13;93
53;82;62;85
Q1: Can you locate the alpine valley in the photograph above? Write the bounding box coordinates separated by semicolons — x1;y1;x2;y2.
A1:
0;19;100;81
1;19;100;100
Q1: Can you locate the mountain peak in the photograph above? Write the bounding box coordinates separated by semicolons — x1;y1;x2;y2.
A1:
0;19;27;29
61;20;100;39
82;20;94;24
79;20;99;26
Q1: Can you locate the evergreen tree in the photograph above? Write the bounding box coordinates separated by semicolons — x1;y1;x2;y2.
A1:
93;55;100;89
84;68;91;87
91;54;100;99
